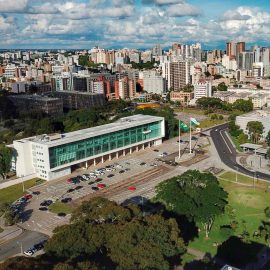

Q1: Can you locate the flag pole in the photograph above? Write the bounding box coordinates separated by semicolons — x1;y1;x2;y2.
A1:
179;120;181;159
189;118;192;154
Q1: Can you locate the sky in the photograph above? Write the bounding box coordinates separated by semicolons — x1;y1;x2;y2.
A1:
0;0;270;49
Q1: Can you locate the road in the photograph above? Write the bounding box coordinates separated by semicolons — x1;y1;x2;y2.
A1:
0;230;48;261
210;123;270;181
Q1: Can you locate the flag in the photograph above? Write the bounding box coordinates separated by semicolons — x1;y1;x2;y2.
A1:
190;117;200;126
179;120;189;132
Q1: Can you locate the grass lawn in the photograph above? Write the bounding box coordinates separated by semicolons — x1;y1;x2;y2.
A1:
180;253;196;267
0;178;45;204
189;175;270;256
174;107;206;115
199;118;226;129
49;202;73;215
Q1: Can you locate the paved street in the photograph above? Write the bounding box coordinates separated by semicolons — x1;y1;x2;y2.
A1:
0;230;48;261
210;124;270;181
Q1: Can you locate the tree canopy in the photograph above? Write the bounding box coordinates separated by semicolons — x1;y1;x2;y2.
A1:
232;99;253;112
217;82;228;92
2;197;185;270
196;97;223;109
246;121;264;143
0;145;12;180
155;170;228;237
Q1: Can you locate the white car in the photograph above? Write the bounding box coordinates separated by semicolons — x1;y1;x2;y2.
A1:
24;249;34;256
90;175;97;179
106;168;112;172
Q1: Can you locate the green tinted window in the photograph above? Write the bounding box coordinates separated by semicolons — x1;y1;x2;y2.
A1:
49;121;161;168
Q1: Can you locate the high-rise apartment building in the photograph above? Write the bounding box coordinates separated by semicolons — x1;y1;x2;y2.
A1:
170;61;191;91
143;70;167;95
226;41;236;59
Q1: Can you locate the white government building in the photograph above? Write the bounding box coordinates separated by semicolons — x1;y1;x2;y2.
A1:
10;115;165;181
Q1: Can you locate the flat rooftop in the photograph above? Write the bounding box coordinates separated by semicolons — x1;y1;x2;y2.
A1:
9;95;60;101
15;114;164;147
240;143;263;150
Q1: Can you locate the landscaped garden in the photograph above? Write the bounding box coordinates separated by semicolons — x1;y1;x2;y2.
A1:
189;172;270;257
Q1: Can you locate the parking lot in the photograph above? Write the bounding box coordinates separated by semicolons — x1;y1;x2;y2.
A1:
18;134;210;235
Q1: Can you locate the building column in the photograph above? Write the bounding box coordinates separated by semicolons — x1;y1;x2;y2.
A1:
85;161;88;169
94;159;96;166
109;154;112;161
116;152;119;159
136;146;139;152
142;144;145;150
123;150;126;156
130;148;132;154
101;156;104;163
148;142;151;148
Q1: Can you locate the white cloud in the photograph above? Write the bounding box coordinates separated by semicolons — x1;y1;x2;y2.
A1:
0;0;28;12
166;3;201;17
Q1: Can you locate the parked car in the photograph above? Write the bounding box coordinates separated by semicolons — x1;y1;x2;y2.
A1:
128;187;136;191
23;249;34;256
67;188;75;193
107;174;114;178
119;170;125;174
24;194;33;200
139;162;146;166
66;178;73;183
58;212;66;217
191;136;197;140
97;183;106;189
95;178;103;182
39;207;48;211
153;149;159;152
61;197;72;203
40;200;52;207
32;191;40;195
91;187;99;191
75;185;83;190
88;181;95;185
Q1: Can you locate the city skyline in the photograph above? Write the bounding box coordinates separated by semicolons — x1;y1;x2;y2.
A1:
0;0;270;49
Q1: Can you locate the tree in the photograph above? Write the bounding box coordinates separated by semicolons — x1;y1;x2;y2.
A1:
217;82;228;91
266;130;270;146
196;97;223;109
264;207;270;220
233;99;253;112
259;221;270;246
247;121;264;143
45;197;186;270
155;170;228;238
0;145;12;180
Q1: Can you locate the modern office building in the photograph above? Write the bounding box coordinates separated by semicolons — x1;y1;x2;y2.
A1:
194;80;212;100
8;95;63;116
50;91;105;110
12;115;165;180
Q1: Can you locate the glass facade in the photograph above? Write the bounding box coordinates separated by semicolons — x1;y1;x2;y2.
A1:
49;121;162;169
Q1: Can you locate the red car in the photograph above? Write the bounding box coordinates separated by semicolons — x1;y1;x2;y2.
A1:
128;187;136;191
24;194;33;200
66;178;72;183
97;183;106;189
